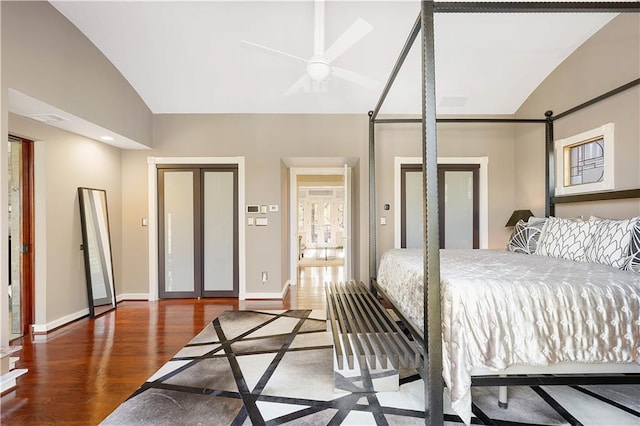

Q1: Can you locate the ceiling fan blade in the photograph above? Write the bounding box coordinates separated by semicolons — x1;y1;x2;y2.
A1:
324;18;373;64
284;74;311;96
313;0;325;56
332;66;381;90
240;40;308;63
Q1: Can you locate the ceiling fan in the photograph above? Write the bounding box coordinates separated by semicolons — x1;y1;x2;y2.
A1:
241;0;380;95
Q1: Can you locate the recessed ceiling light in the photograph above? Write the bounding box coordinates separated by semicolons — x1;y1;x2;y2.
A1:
100;135;114;141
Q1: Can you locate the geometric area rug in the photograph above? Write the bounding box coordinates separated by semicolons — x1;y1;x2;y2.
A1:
101;310;640;425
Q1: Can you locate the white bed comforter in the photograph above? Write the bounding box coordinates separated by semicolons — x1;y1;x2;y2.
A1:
377;249;640;424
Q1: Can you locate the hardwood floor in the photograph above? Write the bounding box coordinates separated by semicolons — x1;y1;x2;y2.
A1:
0;266;342;425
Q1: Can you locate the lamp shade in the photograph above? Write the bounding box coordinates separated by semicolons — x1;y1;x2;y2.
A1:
505;209;534;227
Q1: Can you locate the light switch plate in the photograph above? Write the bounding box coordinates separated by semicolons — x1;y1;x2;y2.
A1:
269;204;279;212
256;217;268;226
247;217;255;226
260;205;267;214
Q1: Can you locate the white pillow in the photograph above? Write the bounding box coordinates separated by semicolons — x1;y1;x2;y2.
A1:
535;217;593;261
584;217;638;269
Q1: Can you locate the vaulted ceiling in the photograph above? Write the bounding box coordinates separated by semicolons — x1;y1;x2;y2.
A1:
50;1;619;115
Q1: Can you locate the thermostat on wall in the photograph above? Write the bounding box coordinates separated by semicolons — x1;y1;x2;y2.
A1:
246;205;260;213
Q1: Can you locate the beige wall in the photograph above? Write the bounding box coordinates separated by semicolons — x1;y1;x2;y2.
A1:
121;114;371;296
1;0;149;333
515;14;640;219
1;1;152;146
374;120;517;260
9;113;122;326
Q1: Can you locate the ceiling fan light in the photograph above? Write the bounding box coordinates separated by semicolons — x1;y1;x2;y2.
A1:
306;61;332;82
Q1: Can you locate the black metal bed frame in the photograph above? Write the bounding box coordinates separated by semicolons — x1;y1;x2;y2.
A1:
367;2;640;424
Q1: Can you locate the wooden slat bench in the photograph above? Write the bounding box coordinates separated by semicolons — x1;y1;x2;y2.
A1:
325;280;422;392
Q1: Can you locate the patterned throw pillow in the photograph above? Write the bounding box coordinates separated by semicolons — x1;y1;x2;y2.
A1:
507;220;530;254
584;217;637;269
535;216;593;261
507;217;546;254
624;220;640;273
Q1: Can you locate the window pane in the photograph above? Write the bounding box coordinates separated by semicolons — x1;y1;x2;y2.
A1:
311;202;318;244
568;138;604;186
298;202;304;230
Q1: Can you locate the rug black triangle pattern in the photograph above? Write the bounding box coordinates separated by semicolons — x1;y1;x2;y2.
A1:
102;310;640;425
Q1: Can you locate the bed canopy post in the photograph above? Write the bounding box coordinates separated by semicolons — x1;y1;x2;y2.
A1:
420;1;443;424
368;110;377;286
545;110;555;217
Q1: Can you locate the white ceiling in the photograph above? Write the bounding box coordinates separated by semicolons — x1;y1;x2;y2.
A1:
49;1;618;115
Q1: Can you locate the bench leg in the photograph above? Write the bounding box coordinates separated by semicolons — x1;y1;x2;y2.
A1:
333;334;399;393
498;385;508;409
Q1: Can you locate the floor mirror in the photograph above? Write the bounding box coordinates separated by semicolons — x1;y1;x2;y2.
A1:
78;187;117;317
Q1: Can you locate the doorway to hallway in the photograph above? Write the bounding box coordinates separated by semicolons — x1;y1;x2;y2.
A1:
289;166;352;286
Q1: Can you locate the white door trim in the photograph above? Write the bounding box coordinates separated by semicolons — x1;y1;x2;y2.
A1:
343;164;352;279
289;167;348;286
148;156;246;301
393;156;489;249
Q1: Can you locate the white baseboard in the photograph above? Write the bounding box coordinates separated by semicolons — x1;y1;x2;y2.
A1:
117;293;149;302
243;292;283;299
245;282;290;300
1;368;28;393
32;307;89;334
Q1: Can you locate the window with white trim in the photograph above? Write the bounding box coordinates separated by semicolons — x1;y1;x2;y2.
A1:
555;123;614;196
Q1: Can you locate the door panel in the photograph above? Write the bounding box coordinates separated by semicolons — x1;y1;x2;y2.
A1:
159;170;196;297
402;170;424;249
203;170;238;296
443;171;474;248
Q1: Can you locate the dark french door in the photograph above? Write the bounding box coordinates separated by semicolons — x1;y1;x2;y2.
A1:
401;163;479;249
158;165;238;298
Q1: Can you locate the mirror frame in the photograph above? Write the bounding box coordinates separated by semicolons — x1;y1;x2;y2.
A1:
78;187;117;317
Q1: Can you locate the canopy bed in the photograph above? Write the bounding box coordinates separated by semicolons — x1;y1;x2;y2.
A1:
366;2;640;424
